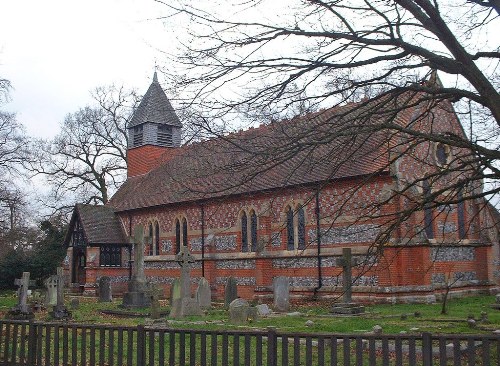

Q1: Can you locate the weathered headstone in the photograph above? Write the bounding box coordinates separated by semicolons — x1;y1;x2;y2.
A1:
256;304;271;317
150;285;163;320
50;267;72;320
122;226;151;308
229;298;250;324
45;275;58;306
169;278;182;318
331;248;365;315
8;272;35;319
273;276;290;312
70;298;80;310
224;277;238;309
98;276;113;302
196;277;211;310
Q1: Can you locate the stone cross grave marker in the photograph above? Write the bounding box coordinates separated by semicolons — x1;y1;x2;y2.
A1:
332;247;365;314
133;225;146;283
45;275;58;306
336;247;356;303
122;225;151;308
14;272;36;313
175;246;196;299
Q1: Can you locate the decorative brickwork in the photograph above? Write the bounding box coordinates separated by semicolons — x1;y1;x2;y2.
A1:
271;232;282;247
214;235;237;251
216;260;256;269
308;224;379;245
162;240;172;252
215;277;256;286
431;247;475;262
437;223;457;234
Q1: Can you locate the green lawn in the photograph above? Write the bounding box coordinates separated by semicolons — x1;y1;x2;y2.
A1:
1;291;499;335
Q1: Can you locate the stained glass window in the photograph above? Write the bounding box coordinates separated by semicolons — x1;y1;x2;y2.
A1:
155;222;160;255
457;190;466;239
182;218;188;248
241;212;248;252
251;211;258;252
423;180;434;239
100;245;121;266
436;143;449;166
175;219;181;254
148;224;153;255
287;206;294;250
298;206;305;250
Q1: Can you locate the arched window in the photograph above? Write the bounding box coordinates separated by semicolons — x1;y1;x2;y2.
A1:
155;222;160;255
423;180;434;239
175;219;181;254
286;206;295;250
148;223;153;256
457;189;466;239
297;205;305;250
241;211;248;252
250;210;258;252
182;218;188;248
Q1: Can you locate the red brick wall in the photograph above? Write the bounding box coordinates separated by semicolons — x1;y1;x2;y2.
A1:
127;145;179;177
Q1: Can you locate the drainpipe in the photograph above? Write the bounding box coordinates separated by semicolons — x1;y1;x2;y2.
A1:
313;189;323;298
128;213;133;280
201;204;205;277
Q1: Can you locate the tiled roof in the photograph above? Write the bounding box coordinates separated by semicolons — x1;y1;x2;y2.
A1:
110;98;406;212
128;72;182;128
74;204;128;244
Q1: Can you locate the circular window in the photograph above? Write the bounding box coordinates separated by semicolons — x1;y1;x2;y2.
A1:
435;143;449;166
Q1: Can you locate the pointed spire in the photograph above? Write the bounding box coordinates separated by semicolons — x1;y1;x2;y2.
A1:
153;70;158;83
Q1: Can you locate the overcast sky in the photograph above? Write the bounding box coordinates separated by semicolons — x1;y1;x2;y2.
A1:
0;0;174;138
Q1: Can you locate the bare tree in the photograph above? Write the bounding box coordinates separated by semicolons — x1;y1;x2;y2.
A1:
154;0;499;219
29;85;138;213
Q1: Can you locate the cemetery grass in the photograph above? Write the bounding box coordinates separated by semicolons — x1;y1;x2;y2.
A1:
0;291;498;335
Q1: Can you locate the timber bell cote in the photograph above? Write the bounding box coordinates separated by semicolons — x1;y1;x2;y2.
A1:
127;71;183;177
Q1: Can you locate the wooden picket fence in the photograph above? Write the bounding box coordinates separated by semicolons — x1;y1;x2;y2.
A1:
0;319;499;365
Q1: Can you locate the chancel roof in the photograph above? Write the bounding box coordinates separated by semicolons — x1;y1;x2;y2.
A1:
109;97;413;212
66;204;128;245
128;72;182;128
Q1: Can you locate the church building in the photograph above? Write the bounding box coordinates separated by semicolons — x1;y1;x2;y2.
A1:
63;72;500;303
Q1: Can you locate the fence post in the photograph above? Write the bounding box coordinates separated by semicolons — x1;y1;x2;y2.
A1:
422;332;433;366
267;327;277;366
27;320;37;365
137;324;146;366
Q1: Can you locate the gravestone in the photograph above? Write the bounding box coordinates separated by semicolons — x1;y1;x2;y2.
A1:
8;272;35;319
169;247;203;318
98;276;113;302
169;278;182;318
229;298;250;324
273;276;290;312
50;267;72;320
224;277;238;309
331;248;365;315
196;277;211;310
150;285;162;320
256;304;271;317
70;298;80;310
45;275;58;306
122;226;151;308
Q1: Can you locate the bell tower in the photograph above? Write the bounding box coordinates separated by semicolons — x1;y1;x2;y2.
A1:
127;72;182;177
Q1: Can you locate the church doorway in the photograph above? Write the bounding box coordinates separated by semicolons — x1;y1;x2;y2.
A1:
72;247;86;287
